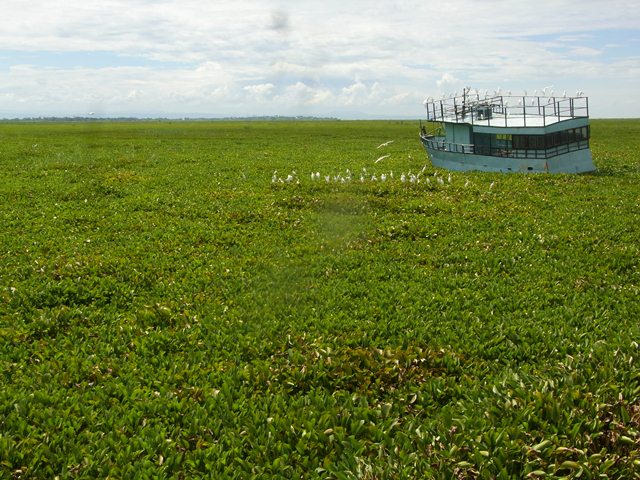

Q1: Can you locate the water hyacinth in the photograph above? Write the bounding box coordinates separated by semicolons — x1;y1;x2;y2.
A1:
1;119;639;478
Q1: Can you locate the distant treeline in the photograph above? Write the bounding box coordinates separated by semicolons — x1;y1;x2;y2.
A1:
0;115;341;122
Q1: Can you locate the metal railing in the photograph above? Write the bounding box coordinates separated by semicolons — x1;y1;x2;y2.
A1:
421;136;474;154
422;135;589;159
424;94;589;127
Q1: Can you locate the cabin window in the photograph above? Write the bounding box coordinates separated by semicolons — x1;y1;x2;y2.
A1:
511;127;589;151
543;127;590;148
495;134;512;149
472;127;589;157
546;132;560;148
513;135;545;150
576;126;590;141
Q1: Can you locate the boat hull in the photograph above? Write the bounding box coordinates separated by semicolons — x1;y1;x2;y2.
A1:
420;136;595;174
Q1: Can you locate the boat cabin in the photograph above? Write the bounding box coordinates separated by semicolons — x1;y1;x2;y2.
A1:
419;89;595;173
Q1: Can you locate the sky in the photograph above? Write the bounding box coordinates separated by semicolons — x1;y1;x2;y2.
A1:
1;0;639;119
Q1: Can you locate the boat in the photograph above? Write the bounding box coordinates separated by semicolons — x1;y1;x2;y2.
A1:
419;88;595;173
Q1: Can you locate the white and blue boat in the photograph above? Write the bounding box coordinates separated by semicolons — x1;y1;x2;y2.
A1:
419;88;595;173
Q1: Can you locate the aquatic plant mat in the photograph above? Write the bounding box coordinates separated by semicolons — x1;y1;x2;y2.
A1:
1;120;639;477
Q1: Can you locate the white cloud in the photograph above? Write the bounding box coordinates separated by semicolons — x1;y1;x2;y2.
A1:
276;82;332;106
0;0;639;117
436;73;460;89
244;83;276;103
340;81;369;105
569;47;603;57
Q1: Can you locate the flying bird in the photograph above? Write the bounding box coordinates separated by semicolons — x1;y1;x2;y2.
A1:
376;140;394;149
375;154;390;163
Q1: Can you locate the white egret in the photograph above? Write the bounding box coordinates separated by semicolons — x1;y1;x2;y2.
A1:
376;140;394;149
375;154;390;163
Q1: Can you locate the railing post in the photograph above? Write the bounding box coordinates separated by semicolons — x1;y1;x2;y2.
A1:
585;97;589;117
570;98;574;118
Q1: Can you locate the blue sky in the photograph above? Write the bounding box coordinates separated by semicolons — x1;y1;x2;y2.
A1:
1;0;638;119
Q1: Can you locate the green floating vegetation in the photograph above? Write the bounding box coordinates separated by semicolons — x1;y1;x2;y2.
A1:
0;119;639;478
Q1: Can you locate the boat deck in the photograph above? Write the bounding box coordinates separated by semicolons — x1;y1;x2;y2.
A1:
461;115;566;128
424;93;589;128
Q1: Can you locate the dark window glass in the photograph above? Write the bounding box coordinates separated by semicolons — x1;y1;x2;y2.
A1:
513;135;527;149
